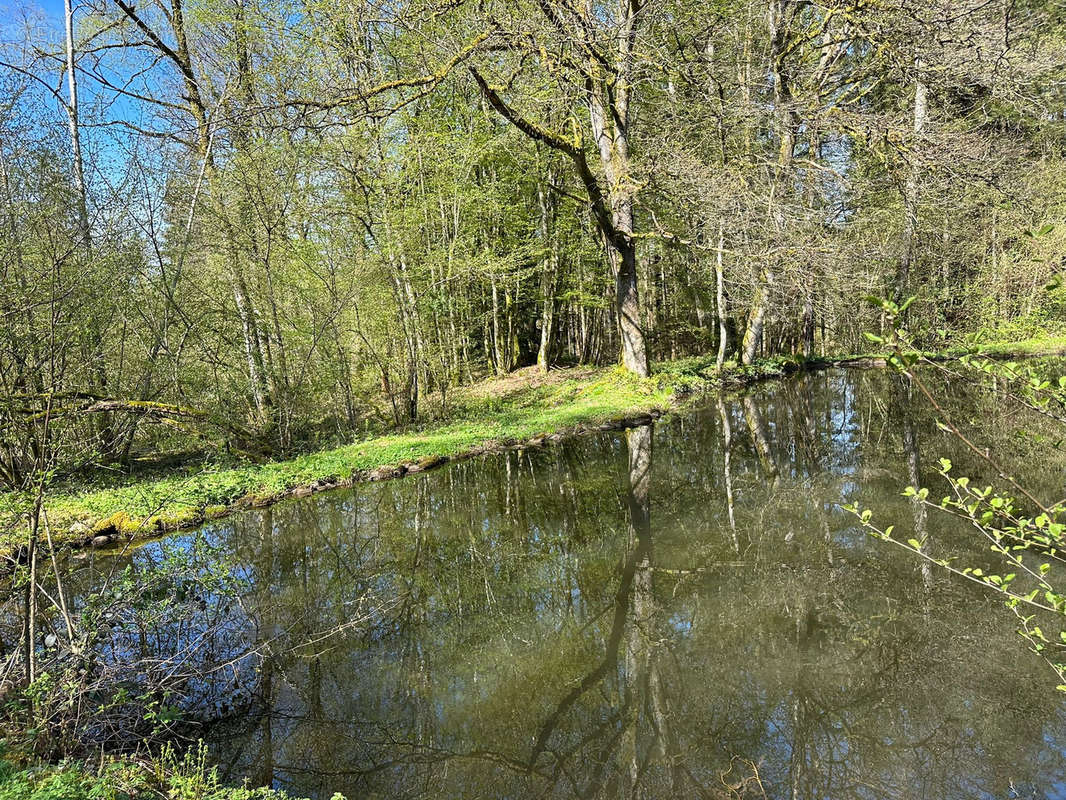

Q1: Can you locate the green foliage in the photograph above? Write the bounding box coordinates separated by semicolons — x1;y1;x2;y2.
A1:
1;366;676;553
0;350;852;555
0;743;311;800
849;306;1066;690
849;466;1066;690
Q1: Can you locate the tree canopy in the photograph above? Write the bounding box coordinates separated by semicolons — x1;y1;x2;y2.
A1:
0;0;1063;471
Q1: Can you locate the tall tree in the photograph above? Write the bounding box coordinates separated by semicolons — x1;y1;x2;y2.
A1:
468;0;652;376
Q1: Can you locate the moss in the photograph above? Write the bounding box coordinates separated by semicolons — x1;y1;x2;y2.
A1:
90;511;143;536
145;509;205;532
245;493;279;508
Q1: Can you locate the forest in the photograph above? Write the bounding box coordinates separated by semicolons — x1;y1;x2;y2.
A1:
3;0;1066;797
1;0;1064;470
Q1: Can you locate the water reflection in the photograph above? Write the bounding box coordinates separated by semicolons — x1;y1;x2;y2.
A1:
73;369;1066;799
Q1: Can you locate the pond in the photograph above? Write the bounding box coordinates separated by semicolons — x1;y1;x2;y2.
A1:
73;368;1066;799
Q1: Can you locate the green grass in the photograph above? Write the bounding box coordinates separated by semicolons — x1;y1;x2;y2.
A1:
0;745;303;800
767;334;1066;367
961;334;1066;358
5;366;674;553
9;337;1066;557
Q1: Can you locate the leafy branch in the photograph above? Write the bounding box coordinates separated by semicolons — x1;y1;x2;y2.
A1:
846;295;1066;690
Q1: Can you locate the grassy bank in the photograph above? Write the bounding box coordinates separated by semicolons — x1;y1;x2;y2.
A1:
4;365;681;555
962;333;1066;358
6;338;1065;557
0;746;301;800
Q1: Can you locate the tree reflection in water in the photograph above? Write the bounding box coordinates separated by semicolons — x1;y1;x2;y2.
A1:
72;369;1066;799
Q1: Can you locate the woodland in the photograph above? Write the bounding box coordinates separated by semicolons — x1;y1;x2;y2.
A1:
2;0;1066;796
0;0;1063;473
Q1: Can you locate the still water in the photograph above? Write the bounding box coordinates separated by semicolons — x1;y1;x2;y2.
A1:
78;368;1066;799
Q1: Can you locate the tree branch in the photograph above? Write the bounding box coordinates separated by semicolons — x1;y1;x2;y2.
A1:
286;30;492;111
468;66;623;248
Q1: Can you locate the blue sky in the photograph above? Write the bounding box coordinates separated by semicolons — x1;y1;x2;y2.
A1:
1;0;171;214
28;0;65;23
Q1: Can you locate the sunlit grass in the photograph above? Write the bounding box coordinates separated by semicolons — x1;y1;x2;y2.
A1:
9;336;1064;555
4;366;672;552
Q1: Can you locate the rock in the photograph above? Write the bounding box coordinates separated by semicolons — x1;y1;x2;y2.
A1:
407;455;448;473
91;535;111;547
69;521;91;536
369;465;403;481
292;485;312;498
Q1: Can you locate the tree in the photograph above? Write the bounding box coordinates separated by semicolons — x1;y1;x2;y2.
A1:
467;0;653;376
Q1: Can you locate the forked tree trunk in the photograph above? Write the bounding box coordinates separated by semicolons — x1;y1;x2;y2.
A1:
742;269;773;365
468;0;651;378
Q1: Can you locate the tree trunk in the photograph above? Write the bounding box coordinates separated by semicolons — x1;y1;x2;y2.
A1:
63;0;89;249
715;221;729;368
536;175;558;373
742;269;773;365
491;275;508;375
801;292;815;358
895;69;928;308
589;77;649;378
614;239;648;376
228;249;271;420
743;0;797;366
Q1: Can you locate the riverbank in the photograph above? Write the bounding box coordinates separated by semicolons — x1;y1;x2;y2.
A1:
5;337;1066;557
0;746;299;800
4;365;676;556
